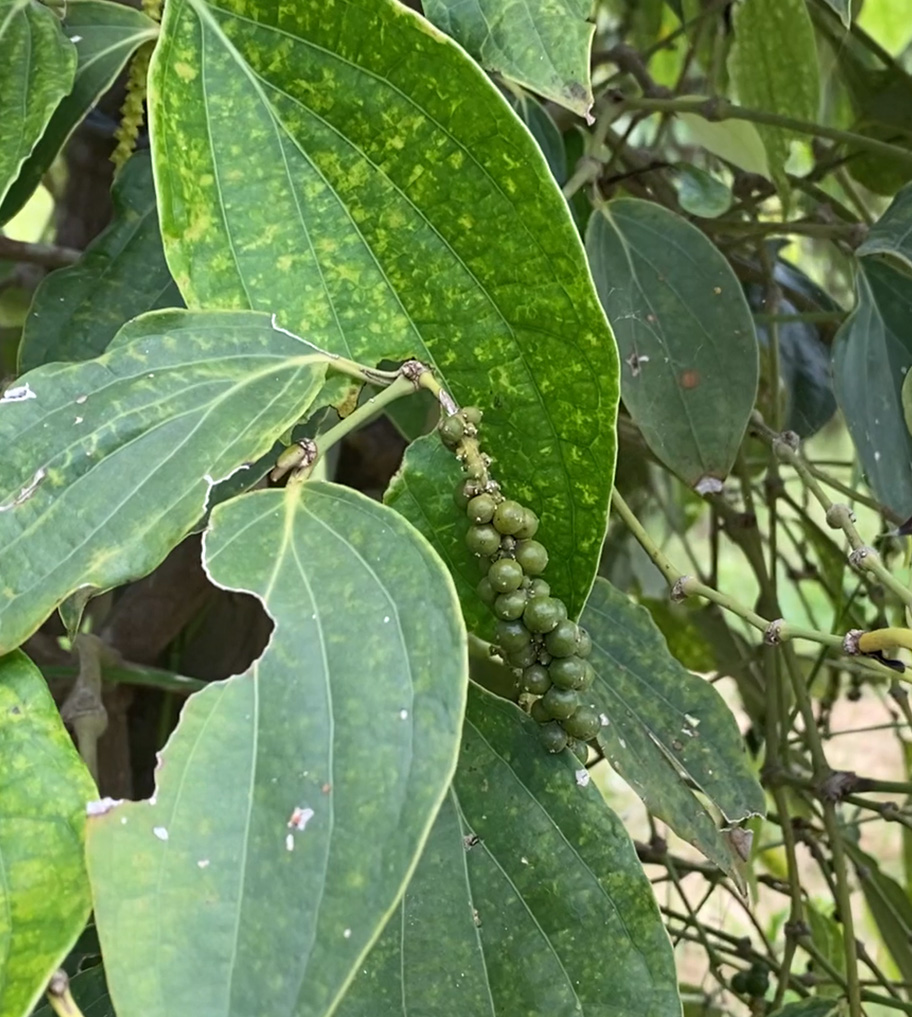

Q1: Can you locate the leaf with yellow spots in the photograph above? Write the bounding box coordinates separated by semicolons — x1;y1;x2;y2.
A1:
149;0;618;622
87;483;467;1017
0;309;327;654
0;650;96;1017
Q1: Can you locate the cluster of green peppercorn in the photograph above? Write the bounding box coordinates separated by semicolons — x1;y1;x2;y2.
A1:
439;407;602;761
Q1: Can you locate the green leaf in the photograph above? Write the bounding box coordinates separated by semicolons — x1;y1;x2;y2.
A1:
87;482;468;1017
19;152;181;372
806;903;845;998
586;199;758;491
856;182;912;272
677;107;770;180
727;0;820;185
338;686;680;1017
506;91;568;185
423;0;594;117
673;163;732;218
149;0;618;621
769;1001;843;1017
0;0;77;209
583;579;765;876
834;258;912;519
0;650;96;1017
0;309;327;654
819;0;850;28
32;967;113;1017
0;0;158;225
844;841;912;986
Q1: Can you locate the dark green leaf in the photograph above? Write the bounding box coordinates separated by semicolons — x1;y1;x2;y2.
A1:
844;842;912;986
149;0;618;621
0;0;77;208
87;482;467;1017
338;686;680;1017
769;1001;843;1017
19;151;181;372
584;579;765;876
727;0;820;186
32;967;112;1017
0;650;96;1017
819;0;850;28
833;258;912;518
0;309;327;654
856;181;912;272
673;164;732;218
806;904;845;998
506;91;567;185
422;0;594;117
0;0;158;224
586;199;758;491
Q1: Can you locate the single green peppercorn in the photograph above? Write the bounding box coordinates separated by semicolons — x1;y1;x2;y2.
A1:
514;508;539;540
489;558;524;592
493;589;527;621
530;698;551;724
495;619;531;653
466;493;496;525
731;972;749;995
492;499;525;536
515;539;548;576
561;703;601;740
439;415;465;446
549;655;586;690
544;619;579;658
528;578;550;599
539;722;569;753
476;577;496;605
453;480;472;511
522;664;552;695
576;627;592;658
578;661;596;691
542;686;579;720
523;596;566;634
568;738;589;764
461;406;483;425
507;643;538;669
466;524;501;557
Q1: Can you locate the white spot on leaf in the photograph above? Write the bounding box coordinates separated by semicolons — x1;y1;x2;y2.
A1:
86;797;123;816
197;859;210;869
343;928;352;939
287;806;314;831
0;467;46;512
1;382;36;403
153;826;169;841
575;768;590;787
399;709;408;720
285;833;295;852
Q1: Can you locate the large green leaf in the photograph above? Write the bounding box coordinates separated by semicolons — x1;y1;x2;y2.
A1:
0;309;326;654
338;686;679;1017
19;152;181;372
0;0;77;208
86;482;468;1017
727;0;820;185
833;258;912;519
0;0;158;225
0;651;96;1017
856;182;912;272
423;0;594;117
586;199;758;491
583;579;765;876
148;0;618;622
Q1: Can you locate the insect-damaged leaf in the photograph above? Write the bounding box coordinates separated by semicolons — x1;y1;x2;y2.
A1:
582;580;765;879
586;199;758;492
423;0;594;117
0;651;96;1017
148;0;618;623
0;309;326;654
86;483;467;1017
338;687;679;1017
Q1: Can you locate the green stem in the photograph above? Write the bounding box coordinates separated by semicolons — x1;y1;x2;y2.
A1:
619;95;912;166
823;801;863;1017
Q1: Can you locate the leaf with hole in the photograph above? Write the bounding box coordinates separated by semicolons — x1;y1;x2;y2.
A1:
20;151;182;372
148;0;618;622
0;0;77;209
423;0;594;117
338;686;679;1017
583;579;765;879
0;650;96;1017
0;309;327;654
86;482;468;1017
834;258;912;519
0;0;158;224
586;198;758;491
